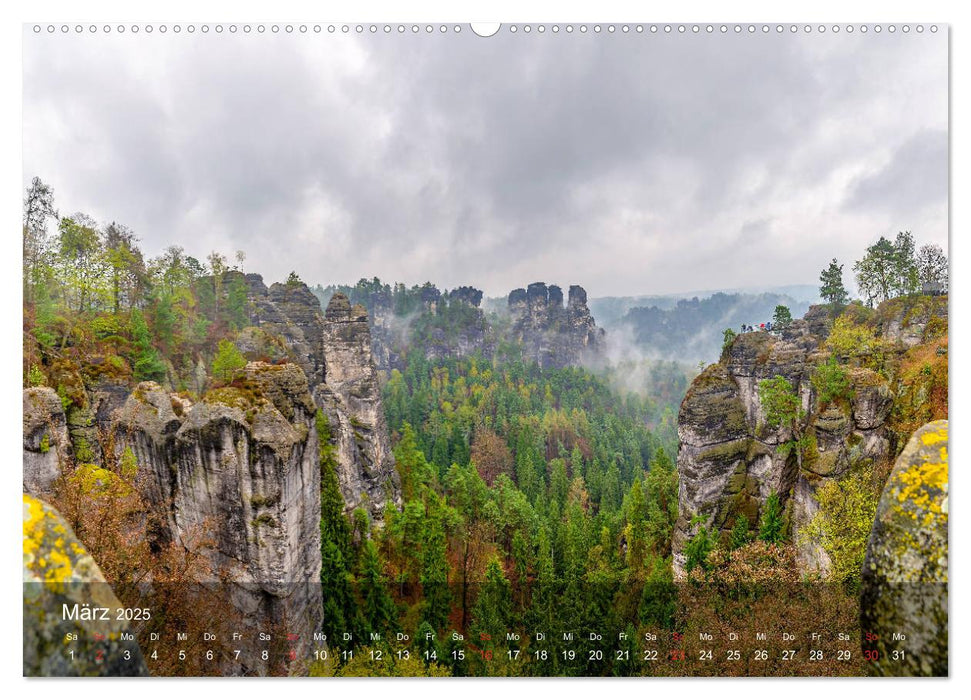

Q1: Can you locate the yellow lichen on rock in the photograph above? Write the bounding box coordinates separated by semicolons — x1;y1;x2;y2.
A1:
23;494;149;676
860;420;948;676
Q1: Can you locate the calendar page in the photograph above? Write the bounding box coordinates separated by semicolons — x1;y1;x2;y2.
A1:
21;21;948;678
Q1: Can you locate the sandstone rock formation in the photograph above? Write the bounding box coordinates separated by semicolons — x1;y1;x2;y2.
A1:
23;494;149;676
507;282;604;368
860;420;948;676
242;275;402;517
672;321;893;577
317;293;401;517
112;363;323;670
23;387;69;496
242;273;327;386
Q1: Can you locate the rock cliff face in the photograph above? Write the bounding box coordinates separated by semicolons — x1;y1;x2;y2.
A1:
242;275;401;517
112;363;323;671
23;495;149;676
860;420;948;676
317;294;401;517
507;283;604;368
672;298;947;580
242;273;327;386
23;387;69;496
672;318;892;578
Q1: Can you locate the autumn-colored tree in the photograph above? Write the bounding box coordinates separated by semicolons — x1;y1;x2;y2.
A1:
470;427;513;486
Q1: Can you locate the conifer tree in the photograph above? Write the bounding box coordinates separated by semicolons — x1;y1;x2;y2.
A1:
359;539;397;636
819;258;849;306
758;491;785;544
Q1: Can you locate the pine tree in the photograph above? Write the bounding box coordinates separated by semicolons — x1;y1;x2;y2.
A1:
549;458;570;511
819;258;849;306
729;514;751;550
758;491;785;544
317;411;359;641
359;539;397;636
639;555;676;628
420;496;452;632
394;422;434;499
470;557;512;643
684;522;715;573
226;273;249;329
130;309;166;382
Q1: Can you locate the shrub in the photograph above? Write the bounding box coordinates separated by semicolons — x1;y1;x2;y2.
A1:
27;364;45;387
212;339;246;384
811;356;853;406
797;466;879;583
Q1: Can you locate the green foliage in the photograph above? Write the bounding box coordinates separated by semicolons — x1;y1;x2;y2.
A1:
772;305;792;328
819;258;849;307
638;556;676;628
286;270;304;286
643;447;678;556
74;437;95;464
419;495;453;632
130;309;167;382
39;433;50;454
27;364;45;387
394;422;435;500
853;231;921;306
211;338;246;384
316;410;362;641
811;356;853;406
729;514;751;550
758;375;804;432
684;522;716;573
225;273;250;330
825;316;888;370
358;539;398;636
758;376;815;465
758;491;785;544
383;350;661;512
470;557;512;643
798;466;879;583
722;327;737;352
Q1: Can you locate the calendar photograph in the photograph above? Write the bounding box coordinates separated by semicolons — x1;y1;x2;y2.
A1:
21;22;948;678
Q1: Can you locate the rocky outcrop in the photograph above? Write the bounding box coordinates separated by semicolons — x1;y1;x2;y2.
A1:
112;363;322;671
23;387;69;496
360;283;490;375
445;286;484;308
243;275;402;518
23;495;149;676
317;294;401;517
860;420;948;676
876;296;948;349
507;283;605;368
673;326;893;578
243;273;327;386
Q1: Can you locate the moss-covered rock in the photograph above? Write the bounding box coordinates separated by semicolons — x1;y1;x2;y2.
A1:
22;495;148;676
234;326;290;363
860;420;947;676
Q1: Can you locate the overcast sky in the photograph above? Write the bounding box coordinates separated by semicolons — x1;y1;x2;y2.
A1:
22;27;948;297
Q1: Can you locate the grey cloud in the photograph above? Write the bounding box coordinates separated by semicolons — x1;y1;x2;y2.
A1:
845;128;948;215
23;29;948;297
